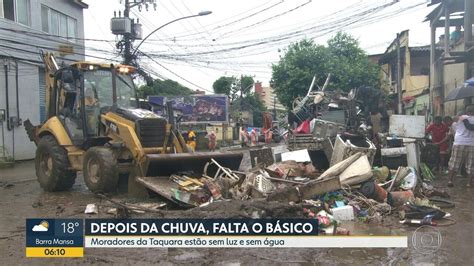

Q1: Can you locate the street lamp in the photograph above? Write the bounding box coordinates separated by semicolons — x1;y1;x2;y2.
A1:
131;11;212;58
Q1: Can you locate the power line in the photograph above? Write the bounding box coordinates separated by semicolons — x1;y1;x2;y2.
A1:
141;52;213;93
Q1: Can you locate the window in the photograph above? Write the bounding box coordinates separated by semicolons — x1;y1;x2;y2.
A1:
41;5;48;31
67;17;77;40
41;5;77;42
16;0;28;25
50;10;59;35
59;14;67;37
1;0;30;26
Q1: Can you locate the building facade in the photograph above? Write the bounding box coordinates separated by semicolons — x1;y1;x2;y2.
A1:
426;0;473;116
378;30;442;116
254;81;286;112
0;0;87;160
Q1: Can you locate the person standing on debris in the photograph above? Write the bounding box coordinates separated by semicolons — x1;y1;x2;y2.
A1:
264;127;273;144
447;105;474;187
187;130;197;151
240;127;249;147
207;130;217;151
250;128;258;146
426;116;450;173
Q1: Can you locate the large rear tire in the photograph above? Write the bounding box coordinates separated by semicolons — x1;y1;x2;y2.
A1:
35;135;77;191
83;147;119;193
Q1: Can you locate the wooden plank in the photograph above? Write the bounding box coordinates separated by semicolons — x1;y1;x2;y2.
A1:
266;176;341;203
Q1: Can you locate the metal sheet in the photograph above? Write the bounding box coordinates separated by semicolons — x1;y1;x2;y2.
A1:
381;147;407;156
249;148;274;167
389;115;426;138
135;176;192;208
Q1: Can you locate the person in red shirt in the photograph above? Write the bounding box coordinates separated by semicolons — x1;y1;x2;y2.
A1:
426;116;450;173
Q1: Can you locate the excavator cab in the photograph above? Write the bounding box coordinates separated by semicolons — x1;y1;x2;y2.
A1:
25;52;243;195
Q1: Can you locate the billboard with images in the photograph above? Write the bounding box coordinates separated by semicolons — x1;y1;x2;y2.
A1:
148;95;228;123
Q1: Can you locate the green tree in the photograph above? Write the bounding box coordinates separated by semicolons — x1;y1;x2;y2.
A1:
271;32;380;108
230;94;267;127
212;75;255;101
213;75;266;126
212;76;236;96
137;79;192;98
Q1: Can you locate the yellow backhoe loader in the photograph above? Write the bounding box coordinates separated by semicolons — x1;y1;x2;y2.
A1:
24;52;242;195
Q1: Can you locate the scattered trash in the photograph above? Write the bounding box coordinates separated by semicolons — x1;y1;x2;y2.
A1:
204;158;241;182
420;163;435;181
359;181;388;203
82;127;457;233
335;200;345;207
387;190;415;207
330;134;376;166
84;204;98;214
399;203;446;220
372;166;390;183
266;161;306;178
253;173;275;194
331;205;355;221
281;149;311;163
249;148;274;168
388;166;410;192
381;147;408;170
267;176;341;203
338;155;373;186
400;168;418;190
318;152;364;180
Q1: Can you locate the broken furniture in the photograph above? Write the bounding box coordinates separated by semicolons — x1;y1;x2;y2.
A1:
330;134;376;166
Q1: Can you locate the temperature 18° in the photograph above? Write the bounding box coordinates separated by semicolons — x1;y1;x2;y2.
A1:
61;222;80;234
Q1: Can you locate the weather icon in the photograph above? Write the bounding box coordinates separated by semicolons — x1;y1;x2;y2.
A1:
32;220;49;232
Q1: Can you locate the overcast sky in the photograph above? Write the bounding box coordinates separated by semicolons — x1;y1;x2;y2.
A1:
83;0;437;92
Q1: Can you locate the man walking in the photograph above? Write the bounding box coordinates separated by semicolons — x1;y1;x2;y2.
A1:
447;105;474;187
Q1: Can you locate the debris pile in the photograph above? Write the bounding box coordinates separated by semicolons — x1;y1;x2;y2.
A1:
145;144;454;233
96;122;455;234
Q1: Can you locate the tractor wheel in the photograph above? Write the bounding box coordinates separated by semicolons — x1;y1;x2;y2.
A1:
35;135;77;191
82;147;119;193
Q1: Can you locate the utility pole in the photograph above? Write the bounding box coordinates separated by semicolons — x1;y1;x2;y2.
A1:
396;33;403;114
123;0;132;65
240;74;243;113
111;0;157;65
273;96;276;120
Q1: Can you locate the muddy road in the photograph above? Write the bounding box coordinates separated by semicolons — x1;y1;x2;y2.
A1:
0;147;473;264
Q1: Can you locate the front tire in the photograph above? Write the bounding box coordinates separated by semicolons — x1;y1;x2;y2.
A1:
83;147;119;193
35;135;76;191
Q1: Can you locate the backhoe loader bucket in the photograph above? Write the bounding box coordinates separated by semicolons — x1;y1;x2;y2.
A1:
131;151;243;201
144;151;243;177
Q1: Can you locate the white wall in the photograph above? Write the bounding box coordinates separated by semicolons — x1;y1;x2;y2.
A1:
0;0;86;160
0;60;40;160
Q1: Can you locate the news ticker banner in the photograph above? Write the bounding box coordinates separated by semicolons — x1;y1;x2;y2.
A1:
26;219;407;257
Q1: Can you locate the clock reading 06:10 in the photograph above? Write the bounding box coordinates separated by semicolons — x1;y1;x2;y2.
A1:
44;248;66;256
